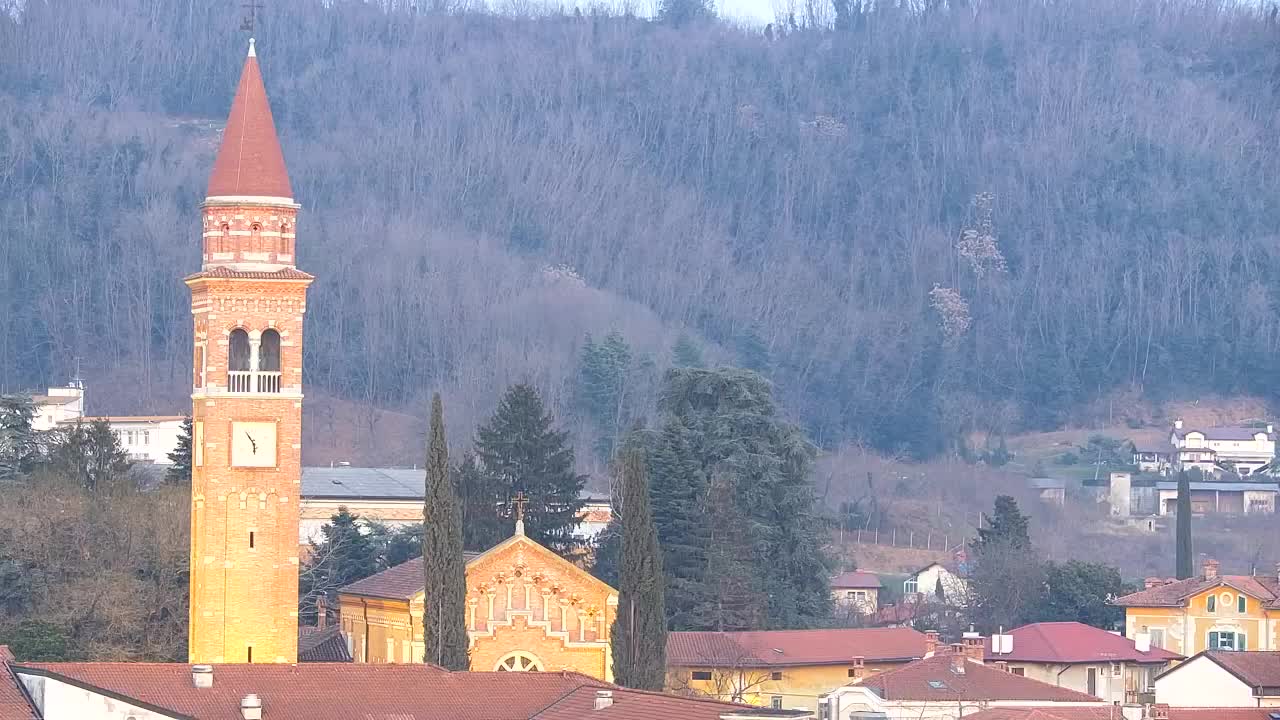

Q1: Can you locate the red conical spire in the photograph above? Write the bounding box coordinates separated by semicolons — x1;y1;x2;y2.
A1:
207;39;293;200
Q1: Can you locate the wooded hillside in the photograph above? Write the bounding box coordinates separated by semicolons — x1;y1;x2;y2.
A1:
3;0;1279;462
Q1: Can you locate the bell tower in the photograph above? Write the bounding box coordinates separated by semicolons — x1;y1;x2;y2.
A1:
187;38;311;664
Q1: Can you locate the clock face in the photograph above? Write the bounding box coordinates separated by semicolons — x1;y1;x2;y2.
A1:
231;421;278;468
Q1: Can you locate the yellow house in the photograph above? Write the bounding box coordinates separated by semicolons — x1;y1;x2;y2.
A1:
337;519;618;680
666;627;930;710
1114;559;1280;656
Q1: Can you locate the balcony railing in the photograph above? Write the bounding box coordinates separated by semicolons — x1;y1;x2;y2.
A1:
227;371;282;393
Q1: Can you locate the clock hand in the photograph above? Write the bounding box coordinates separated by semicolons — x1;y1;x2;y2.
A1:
245;431;258;454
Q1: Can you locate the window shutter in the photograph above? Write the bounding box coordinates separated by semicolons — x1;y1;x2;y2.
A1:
1240;634;1247;651
1207;596;1216;613
1209;631;1219;649
1239;595;1247;613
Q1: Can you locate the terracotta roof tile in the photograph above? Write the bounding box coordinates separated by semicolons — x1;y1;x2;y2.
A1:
207;42;293;199
983;622;1181;664
1113;574;1280;609
298;625;352;663
14;663;595;720
339;553;483;600
667;627;927;668
532;685;807;719
0;649;37;720
831;571;882;589
969;709;1280;720
856;653;1099;702
186;267;315;281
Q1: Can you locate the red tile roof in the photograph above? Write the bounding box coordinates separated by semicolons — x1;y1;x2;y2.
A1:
185;267;315;281
855;654;1100;702
667;627;928;668
11;663;797;720
831;571;882;589
1112;573;1280;609
0;648;36;720
1159;650;1280;689
968;709;1280;720
983;622;1182;664
207;40;293;199
532;685;808;719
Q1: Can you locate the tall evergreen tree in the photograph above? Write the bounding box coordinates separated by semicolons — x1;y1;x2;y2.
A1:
300;507;382;617
611;443;667;690
0;394;40;481
475;383;586;556
421;394;468;669
646;418;711;628
972;494;1032;553
577;331;634;459
657;367;831;629
165;417;192;485
1176;471;1193;579
456;452;505;553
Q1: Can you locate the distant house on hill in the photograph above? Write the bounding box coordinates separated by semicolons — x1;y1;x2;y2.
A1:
831;571;882;613
1153;479;1277;516
1169;419;1276;477
1133;441;1173;475
904;560;969;606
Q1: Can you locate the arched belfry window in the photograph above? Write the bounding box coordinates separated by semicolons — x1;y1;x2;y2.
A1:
259;330;281;372
228;329;251;371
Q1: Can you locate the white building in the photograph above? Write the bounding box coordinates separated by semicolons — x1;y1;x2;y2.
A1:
903;561;969;606
29;384;85;431
1170;420;1276;476
1153;650;1280;707
64;416;186;465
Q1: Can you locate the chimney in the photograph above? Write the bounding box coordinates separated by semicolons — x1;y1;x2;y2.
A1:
1148;703;1170;720
316;596;327;630
1204;559;1219;580
594;690;614;710
949;645;966;675
1135;632;1151;653
192;665;214;689
963;637;985;662
994;661;1009;672
851;656;865;680
924;630;940;656
1174;419;1183;430
1267;424;1274;435
240;694;263;720
1143;577;1163;590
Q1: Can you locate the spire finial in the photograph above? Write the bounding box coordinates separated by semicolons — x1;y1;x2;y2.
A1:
513;491;528;536
248;37;256;57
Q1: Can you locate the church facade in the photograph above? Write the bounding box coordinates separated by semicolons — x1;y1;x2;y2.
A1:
338;522;618;681
187;39;310;664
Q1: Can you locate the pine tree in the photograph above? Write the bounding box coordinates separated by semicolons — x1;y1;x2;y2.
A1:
611;443;667;690
972;495;1031;553
456;452;505;553
733;327;772;375
421;394;468;669
165;417;192;485
671;334;705;368
300;507;381;618
0;394;40;482
577;331;634;459
1176;471;1193;579
476;383;587;556
647;419;711;628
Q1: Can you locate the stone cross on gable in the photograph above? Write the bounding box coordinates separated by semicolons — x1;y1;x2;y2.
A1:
512;491;528;536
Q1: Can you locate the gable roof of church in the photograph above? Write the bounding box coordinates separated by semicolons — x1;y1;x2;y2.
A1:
207;39;293;200
339;532;615;601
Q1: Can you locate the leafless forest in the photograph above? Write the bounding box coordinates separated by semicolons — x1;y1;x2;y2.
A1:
3;0;1280;467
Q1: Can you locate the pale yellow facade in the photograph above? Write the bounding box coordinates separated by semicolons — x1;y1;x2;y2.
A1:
669;660;907;711
1125;585;1280;656
339;530;617;680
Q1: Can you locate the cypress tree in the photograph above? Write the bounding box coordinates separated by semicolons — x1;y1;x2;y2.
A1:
476;383;586;556
422;394;469;669
1176;471;1193;579
611;443;667;690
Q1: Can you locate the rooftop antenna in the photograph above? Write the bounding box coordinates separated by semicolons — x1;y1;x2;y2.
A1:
240;0;264;34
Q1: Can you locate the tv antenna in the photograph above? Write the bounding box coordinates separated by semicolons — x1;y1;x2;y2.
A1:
240;0;264;33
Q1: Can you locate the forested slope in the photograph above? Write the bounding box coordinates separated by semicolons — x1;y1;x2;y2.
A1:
3;0;1280;460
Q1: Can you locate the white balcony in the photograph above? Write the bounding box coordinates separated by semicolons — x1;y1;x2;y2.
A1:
227;371;282;394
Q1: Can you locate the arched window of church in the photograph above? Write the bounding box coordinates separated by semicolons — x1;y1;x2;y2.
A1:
228;329;251;371
218;223;230;254
250;223;262;252
259;329;281;372
494;651;543;672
